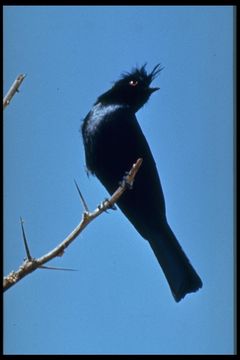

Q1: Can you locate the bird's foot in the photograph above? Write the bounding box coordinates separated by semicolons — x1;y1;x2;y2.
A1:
119;172;134;190
98;198;117;212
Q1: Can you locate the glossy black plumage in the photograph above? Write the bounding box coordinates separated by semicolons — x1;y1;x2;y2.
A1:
81;64;202;302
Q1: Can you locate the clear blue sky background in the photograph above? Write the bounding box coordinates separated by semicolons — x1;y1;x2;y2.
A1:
3;6;235;355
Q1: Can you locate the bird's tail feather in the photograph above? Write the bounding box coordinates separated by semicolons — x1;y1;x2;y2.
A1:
148;223;202;302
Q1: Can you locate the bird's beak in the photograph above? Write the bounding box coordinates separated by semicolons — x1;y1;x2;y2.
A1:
149;87;160;93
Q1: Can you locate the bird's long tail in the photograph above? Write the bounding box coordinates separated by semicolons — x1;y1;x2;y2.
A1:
148;222;202;302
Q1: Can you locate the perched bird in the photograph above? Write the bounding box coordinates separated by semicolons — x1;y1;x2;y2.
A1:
81;64;202;302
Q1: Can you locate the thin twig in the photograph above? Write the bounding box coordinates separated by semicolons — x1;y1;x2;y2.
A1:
3;74;26;110
3;158;143;292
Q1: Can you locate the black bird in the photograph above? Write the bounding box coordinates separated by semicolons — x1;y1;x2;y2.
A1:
81;64;202;302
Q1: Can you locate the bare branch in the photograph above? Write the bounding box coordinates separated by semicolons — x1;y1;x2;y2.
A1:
3;158;143;291
3;74;26;110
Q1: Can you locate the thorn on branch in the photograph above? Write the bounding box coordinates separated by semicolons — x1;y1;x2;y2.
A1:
39;265;77;271
74;179;89;213
20;217;32;261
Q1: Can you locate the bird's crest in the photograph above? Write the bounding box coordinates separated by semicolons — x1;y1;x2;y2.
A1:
118;63;164;86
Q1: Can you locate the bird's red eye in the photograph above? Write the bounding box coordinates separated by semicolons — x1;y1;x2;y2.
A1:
129;80;138;87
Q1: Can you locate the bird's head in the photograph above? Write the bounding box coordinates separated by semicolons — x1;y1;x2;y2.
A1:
96;64;163;112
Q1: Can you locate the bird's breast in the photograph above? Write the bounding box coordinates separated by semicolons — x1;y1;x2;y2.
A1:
82;103;133;177
86;103;125;134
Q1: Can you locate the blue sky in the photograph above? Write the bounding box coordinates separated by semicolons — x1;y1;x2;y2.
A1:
3;6;235;355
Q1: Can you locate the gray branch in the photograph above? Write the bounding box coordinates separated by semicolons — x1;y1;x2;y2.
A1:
3;74;26;110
